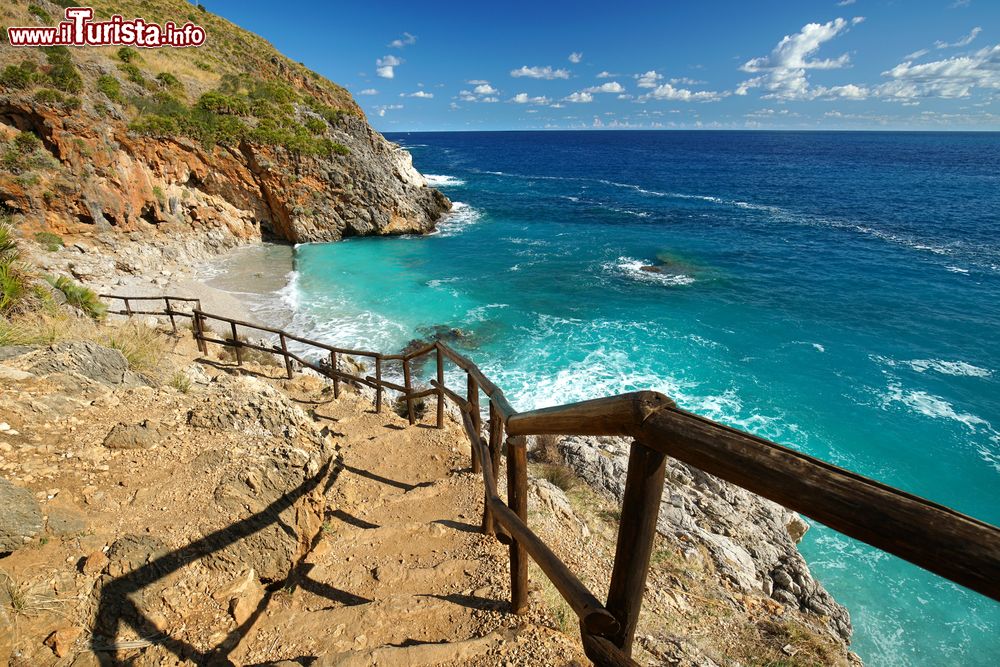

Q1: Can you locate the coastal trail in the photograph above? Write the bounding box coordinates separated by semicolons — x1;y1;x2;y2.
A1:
230;385;588;666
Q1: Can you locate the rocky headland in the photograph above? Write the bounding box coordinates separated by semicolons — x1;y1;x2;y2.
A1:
2;1;858;665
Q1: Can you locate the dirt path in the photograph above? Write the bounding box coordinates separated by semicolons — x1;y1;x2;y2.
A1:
227;387;589;666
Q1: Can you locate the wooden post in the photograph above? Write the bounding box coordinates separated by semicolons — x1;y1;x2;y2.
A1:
375;356;383;413
123;297;132;316
194;312;206;354
230;321;242;366
164;297;176;332
467;374;481;474
436;346;445;429
605;440;667;655
279;333;293;379
331;351;340;398
481;403;505;537
488;401;503;487
402;358;415;425
507;435;529;614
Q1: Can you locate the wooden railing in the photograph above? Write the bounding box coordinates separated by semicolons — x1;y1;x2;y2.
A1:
106;295;1000;667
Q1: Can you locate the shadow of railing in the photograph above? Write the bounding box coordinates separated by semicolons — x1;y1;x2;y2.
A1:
91;460;346;666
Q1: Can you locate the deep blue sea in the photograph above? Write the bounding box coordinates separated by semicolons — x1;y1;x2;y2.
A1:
272;131;1000;665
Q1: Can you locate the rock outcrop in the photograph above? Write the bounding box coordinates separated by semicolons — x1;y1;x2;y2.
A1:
0;476;43;554
1;0;450;248
557;435;853;642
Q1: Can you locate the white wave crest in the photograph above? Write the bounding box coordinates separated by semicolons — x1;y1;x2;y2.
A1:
873;356;992;378
425;174;466;187
602;256;695;286
881;384;989;431
436;202;483;237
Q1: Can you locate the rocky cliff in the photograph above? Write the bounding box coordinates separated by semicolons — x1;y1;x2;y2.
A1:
0;0;450;245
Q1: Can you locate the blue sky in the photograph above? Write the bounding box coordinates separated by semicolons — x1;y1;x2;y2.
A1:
198;0;999;131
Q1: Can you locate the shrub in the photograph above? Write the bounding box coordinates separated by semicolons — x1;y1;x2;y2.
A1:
197;90;250;115
33;88;64;104
541;464;579;492
117;62;145;85
33;231;63;251
195;60;212;71
14;131;42;154
304;117;326;135
170;371;192;393
0;62;37;90
532;434;563;464
28;4;52;23
46;275;106;320
393;395;428;421
0;218;40;316
155;72;182;92
42;47;82;93
102;321;167;374
129;114;179;137
96;74;123;102
116;47;140;63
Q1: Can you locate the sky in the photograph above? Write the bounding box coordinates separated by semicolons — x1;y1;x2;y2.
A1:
196;0;1000;131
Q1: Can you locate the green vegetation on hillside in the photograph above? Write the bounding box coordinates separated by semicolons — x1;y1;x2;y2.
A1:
0;0;360;156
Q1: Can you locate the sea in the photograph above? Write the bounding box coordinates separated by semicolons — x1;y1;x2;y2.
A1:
205;131;1000;665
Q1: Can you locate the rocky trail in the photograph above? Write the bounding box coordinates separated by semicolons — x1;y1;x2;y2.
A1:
0;323;588;666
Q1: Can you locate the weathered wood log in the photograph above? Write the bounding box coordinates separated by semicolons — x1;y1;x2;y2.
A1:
506;391;674;438
279;333;293;379
639;407;1000;602
374;356;383;413
581;631;641;667
436;344;516;422
505;435;528;615
402;358;416;425
331;350;340;398
230;321;242;366
164;297;176;332
468;374;482;474
436;346;445;429
605;441;667;655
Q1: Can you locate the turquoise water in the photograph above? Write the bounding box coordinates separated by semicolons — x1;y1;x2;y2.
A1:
277;131;998;665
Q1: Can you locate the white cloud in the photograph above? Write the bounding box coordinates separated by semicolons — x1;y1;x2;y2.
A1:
837;0;856;5
405;91;433;99
635;70;663;88
878;44;1000;98
549;103;565;108
638;83;728;102
474;83;498;95
467;79;489;85
904;48;930;61
935;26;982;49
375;103;403;117
597;71;617;78
388;32;417;48
568;52;583;63
617;93;633;100
510;92;552;104
670;77;706;85
358;88;379;96
511;65;571;79
564;91;594;103
376;55;403;79
737;17;863;99
583;81;625;94
481;96;499;103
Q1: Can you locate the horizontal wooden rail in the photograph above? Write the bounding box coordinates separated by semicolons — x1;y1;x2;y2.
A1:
106;292;1000;667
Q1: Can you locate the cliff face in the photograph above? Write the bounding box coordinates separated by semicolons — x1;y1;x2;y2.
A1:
0;0;450;245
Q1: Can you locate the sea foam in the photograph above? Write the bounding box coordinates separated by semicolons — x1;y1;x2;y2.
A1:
425;174;466;187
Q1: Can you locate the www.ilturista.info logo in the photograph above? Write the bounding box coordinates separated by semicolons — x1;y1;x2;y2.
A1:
7;7;206;48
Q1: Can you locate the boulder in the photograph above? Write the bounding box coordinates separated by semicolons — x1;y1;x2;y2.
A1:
0;477;44;554
102;420;162;450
